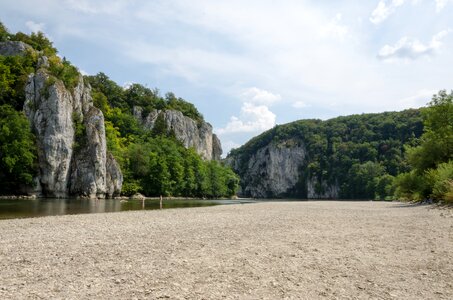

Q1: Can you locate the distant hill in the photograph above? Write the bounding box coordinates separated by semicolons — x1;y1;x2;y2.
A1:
226;109;423;199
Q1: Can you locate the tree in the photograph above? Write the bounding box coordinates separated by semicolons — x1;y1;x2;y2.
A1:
0;21;10;41
408;90;453;172
0;105;37;193
393;91;453;201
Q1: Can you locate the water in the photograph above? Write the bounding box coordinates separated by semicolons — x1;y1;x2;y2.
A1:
0;198;256;220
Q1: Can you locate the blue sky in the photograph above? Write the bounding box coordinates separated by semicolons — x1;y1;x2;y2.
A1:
1;0;453;155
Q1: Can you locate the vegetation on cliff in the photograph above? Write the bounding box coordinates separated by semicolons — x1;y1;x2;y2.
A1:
229;91;453;202
229;108;424;199
0;22;238;197
85;72;238;198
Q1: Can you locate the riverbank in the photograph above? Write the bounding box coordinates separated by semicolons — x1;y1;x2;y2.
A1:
1;201;452;299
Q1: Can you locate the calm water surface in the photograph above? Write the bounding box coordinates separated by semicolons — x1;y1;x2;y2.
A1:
0;198;257;220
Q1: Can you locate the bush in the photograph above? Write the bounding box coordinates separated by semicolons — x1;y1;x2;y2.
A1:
121;180;142;196
428;160;453;202
394;171;430;201
48;56;80;91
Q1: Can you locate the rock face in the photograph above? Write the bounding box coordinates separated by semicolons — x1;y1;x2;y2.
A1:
133;107;222;160
226;139;339;199
24;67;123;198
0;41;32;56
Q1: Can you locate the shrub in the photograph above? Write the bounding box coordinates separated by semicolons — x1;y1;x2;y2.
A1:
428;160;453;202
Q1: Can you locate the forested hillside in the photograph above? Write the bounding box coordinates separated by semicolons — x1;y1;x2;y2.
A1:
228;109;424;199
228;92;453;202
0;22;238;198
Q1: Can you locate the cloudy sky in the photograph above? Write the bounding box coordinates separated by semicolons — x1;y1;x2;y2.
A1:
1;0;452;155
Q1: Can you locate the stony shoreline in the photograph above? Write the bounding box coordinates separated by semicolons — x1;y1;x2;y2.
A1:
1;201;452;299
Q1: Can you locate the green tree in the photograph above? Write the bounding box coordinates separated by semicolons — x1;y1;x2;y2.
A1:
0;105;37;193
0;21;10;41
408;90;453;172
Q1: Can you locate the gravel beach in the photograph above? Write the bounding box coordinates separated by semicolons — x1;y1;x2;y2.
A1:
1;201;452;299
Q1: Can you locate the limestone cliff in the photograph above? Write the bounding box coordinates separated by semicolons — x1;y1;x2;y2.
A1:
23;64;122;198
233;140;306;198
226;139;338;198
133;107;222;161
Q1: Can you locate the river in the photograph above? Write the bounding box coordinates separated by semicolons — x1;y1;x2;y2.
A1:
0;198;257;220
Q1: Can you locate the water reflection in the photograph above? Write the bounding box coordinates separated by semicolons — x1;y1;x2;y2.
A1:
0;198;254;220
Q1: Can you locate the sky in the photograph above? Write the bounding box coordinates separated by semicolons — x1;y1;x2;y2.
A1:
1;0;453;156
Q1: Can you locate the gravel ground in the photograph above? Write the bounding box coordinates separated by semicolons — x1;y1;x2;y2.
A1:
0;201;452;299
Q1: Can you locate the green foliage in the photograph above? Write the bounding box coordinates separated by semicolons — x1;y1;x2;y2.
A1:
106;107;144;139
124;83;165;114
343;161;385;199
230;109;423;199
0;21;11;42
72;112;86;153
121;180;141;196
48;56;79;91
427;160;453;202
86;72;128;110
123;137;238;198
0;52;37;110
0;105;37;193
165;92;204;124
92;90;110;115
407;90;453;172
375;174;396;200
86;73;204;122
151;112;168;137
12;31;57;57
394;91;453;202
394;171;430;201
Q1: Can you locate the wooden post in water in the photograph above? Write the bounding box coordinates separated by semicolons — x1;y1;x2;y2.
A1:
142;197;145;210
160;195;163;210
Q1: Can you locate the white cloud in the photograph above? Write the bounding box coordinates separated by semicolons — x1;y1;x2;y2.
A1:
321;13;349;40
370;0;406;24
435;0;452;12
25;21;45;33
397;89;437;108
378;30;451;60
64;0;125;15
292;101;308;109
216;102;276;135
240;87;281;105
124;42;252;83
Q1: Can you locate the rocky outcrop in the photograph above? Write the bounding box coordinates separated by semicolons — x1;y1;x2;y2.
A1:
133;107;222;160
105;153;123;198
227;139;339;199
0;41;32;56
231;140;307;198
212;135;222;161
24;65;122;198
